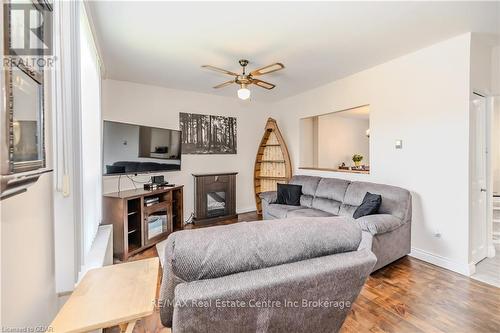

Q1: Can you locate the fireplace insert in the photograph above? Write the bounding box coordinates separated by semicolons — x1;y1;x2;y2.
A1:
207;191;226;217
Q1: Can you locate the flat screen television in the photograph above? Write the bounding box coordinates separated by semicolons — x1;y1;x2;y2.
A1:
102;120;182;175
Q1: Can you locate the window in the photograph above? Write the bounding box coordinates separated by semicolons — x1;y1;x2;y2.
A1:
79;6;102;258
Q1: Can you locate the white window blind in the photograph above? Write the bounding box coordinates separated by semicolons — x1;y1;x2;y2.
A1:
79;6;102;258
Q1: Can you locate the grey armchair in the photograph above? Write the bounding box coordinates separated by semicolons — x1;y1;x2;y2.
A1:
159;217;376;333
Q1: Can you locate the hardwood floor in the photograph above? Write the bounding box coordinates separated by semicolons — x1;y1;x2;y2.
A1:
342;257;500;333
109;212;500;333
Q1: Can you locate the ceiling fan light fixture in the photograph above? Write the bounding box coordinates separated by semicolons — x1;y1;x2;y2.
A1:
237;84;251;100
203;60;284;99
260;64;281;74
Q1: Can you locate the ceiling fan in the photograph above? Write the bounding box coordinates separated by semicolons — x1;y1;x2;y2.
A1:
202;59;285;100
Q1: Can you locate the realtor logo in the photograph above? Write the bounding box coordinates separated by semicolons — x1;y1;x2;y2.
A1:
4;3;53;56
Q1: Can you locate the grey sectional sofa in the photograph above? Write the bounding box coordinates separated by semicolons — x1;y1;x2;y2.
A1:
260;175;412;271
159;218;376;332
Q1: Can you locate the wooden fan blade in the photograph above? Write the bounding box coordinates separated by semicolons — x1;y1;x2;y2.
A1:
213;80;234;89
252;79;276;90
202;65;238;76
250;63;284;76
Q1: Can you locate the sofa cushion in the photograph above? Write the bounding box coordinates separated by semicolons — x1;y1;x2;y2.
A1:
277;183;302;206
355;214;402;235
266;204;303;218
339;203;358;217
290;176;321;208
289;175;321;197
340;181;411;221
311;178;350;215
300;195;314;208
259;191;277;204
315;178;350;201
166;217;362;283
311;197;343;215
287;208;335;218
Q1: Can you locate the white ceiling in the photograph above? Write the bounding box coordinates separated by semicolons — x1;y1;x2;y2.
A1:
89;1;500;102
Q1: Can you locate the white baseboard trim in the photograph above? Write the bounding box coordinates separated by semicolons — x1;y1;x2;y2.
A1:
468;262;476;275
488;244;497;258
409;247;474;276
237;206;257;214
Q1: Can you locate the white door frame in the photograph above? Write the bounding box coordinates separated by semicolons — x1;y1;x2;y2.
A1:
471;92;489;267
485;96;495;258
487;95;499;258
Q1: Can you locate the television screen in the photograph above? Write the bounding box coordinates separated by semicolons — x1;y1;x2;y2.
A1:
102;120;182;175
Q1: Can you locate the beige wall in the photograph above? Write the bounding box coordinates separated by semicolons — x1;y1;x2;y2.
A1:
299;117;315;167
493;46;500;95
317;113;369;168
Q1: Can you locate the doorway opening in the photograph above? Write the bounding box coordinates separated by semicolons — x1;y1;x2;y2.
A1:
471;93;500;287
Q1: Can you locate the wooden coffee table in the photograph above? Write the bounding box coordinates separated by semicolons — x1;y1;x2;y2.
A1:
50;257;159;333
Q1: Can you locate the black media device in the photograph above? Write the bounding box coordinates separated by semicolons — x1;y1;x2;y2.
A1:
151;175;165;184
144;183;158;191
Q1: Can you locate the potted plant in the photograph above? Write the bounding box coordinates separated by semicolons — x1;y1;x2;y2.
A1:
352;154;363;167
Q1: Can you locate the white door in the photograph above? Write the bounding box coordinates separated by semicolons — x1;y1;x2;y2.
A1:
470;94;488;264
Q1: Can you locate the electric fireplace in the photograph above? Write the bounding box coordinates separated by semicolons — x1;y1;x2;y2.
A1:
193;172;237;225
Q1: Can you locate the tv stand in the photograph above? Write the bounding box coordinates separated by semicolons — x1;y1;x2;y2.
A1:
102;185;184;261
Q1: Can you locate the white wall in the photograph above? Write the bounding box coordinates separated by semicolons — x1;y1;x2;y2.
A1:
102;79;268;217
1;175;58;327
270;34;472;274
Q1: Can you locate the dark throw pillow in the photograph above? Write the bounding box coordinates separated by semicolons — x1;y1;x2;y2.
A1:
276;183;302;206
353;192;382;219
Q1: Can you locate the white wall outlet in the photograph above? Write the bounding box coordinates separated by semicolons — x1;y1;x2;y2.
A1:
395;139;403;149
